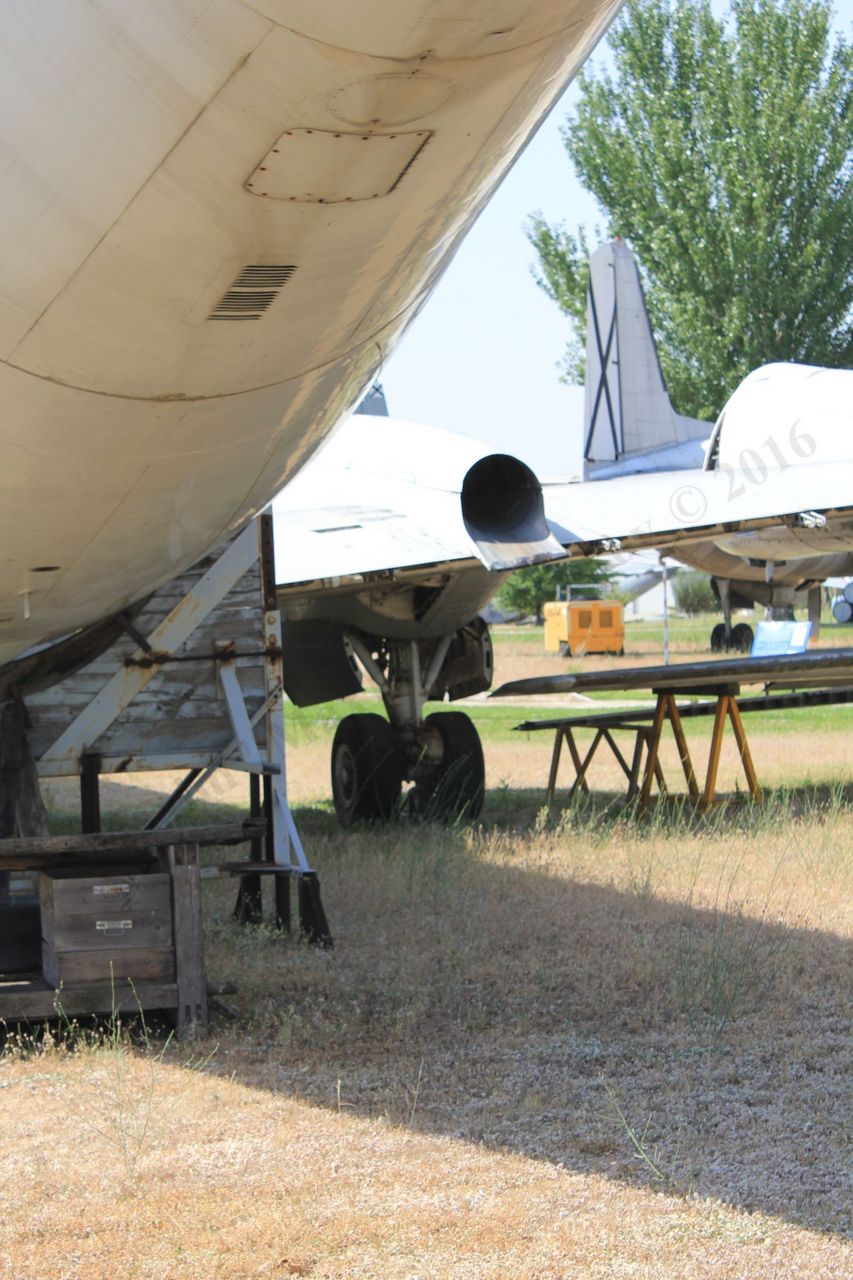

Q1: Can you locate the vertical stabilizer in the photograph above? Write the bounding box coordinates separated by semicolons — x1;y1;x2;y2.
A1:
583;240;709;477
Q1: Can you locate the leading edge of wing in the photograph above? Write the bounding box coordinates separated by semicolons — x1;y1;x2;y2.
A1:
544;462;853;554
493;646;853;699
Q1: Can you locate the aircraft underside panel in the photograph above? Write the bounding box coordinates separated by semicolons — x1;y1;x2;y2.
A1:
671;538;853;587
0;0;623;665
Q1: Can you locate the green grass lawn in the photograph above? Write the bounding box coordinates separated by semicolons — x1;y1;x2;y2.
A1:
282;609;851;748
286;689;851;745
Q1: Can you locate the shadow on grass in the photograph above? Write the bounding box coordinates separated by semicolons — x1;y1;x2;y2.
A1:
33;780;853;1238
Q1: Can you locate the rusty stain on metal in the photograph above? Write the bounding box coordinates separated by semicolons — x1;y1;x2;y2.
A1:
122;644;281;668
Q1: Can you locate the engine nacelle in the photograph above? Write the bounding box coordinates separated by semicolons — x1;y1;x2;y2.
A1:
461;453;563;570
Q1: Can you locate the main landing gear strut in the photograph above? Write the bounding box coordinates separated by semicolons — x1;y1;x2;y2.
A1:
710;577;754;654
329;628;488;827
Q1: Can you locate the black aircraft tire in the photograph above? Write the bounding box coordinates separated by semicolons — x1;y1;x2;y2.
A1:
415;711;485;822
331;714;402;827
729;623;754;654
710;623;726;653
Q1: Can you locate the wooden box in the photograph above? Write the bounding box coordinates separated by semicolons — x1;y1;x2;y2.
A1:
39;871;175;987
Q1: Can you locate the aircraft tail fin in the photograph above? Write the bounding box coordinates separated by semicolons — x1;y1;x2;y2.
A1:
583;240;709;477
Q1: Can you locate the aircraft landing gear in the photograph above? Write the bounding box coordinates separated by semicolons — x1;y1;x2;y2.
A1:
330;627;491;826
410;711;485;821
729;622;754;653
331;713;402;827
710;620;753;654
710;577;754;654
330;708;485;825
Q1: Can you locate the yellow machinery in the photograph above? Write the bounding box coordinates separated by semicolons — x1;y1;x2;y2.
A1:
544;600;625;657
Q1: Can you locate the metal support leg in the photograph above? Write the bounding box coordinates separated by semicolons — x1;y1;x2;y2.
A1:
298;872;332;948
234;774;264;925
718;577;733;641
274;873;292;934
808;584;822;641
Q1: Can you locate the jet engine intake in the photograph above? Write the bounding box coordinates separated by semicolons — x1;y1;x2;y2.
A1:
461;453;564;571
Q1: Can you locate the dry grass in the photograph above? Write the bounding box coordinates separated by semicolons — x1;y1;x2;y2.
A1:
2;774;851;1277
6;622;852;1277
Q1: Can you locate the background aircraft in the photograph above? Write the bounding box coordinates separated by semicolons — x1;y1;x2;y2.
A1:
579;240;853;650
274;377;852;825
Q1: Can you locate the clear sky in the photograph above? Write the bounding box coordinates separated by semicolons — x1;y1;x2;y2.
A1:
380;1;852;478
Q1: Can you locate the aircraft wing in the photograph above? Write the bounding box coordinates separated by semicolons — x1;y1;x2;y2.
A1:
543;462;853;556
275;492;480;587
273;409;852;593
273;415;565;589
493;646;853;698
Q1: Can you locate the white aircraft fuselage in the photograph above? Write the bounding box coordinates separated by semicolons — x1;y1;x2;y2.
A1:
676;363;853;589
0;0;620;667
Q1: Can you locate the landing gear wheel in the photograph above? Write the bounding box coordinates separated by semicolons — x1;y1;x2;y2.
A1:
710;623;726;653
413;711;485;822
729;622;754;654
331;714;402;827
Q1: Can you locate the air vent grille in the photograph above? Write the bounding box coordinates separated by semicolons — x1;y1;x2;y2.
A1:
208;264;296;320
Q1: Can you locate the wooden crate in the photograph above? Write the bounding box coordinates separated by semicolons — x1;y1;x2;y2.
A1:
39;870;175;987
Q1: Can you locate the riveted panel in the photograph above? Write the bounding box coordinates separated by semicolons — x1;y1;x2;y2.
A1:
245;129;431;203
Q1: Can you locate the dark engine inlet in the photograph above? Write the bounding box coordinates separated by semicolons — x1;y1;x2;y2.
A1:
461;453;550;545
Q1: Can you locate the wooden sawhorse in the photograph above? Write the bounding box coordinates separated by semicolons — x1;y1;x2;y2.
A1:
539;686;762;810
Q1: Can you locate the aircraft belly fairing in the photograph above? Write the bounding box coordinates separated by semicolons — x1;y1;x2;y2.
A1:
0;0;623;666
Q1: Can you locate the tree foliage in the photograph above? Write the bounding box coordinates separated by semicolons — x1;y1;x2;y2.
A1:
529;0;852;418
672;570;719;615
495;559;614;623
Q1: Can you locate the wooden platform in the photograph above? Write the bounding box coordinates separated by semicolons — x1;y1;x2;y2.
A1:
0;822;332;1028
0;835;213;1032
0;975;179;1020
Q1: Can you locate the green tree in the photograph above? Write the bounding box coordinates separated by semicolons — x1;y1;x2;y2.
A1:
495;559;613;624
529;0;852;418
672;570;719;615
